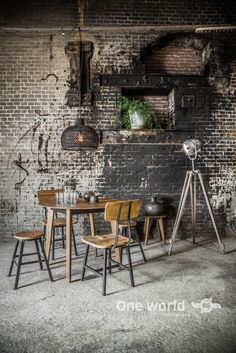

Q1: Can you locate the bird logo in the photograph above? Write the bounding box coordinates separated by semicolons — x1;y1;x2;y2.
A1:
191;297;222;313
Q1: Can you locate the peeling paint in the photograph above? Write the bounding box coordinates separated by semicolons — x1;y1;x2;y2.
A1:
210;167;236;221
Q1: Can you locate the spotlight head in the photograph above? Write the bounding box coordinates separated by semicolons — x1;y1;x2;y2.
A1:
183;139;201;159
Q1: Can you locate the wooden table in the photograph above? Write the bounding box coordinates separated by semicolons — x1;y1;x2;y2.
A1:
39;197;116;283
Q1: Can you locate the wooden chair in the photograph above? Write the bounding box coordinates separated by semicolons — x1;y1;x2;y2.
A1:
81;200;140;296
118;199;146;262
8;230;53;289
36;189;78;259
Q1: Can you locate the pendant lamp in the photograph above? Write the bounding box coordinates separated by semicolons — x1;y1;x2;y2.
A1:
61;1;99;151
61;116;99;150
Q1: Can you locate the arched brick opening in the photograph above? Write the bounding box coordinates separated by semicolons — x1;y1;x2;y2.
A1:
140;32;230;86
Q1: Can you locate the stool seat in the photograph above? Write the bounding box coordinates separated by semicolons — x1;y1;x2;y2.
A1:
144;214;166;219
14;229;44;241
9;229;53;289
41;217;78;227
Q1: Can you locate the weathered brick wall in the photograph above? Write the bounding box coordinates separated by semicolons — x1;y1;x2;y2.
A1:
80;0;236;26
0;0;77;27
144;96;169;126
145;46;203;75
0;1;236;240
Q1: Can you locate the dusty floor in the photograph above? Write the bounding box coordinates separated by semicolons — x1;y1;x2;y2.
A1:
0;236;236;353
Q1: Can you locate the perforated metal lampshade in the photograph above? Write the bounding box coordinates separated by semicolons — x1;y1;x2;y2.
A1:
61;118;99;150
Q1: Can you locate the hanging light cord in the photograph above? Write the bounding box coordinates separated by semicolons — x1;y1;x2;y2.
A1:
78;27;83;119
78;0;85;118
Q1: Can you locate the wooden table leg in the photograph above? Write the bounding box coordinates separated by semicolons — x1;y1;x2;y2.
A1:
45;208;54;259
89;213;98;257
66;208;72;283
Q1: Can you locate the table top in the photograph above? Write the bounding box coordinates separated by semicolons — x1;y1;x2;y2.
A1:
39;197;117;211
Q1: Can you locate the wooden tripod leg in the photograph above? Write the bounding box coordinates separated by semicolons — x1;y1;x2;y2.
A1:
89;213;98;257
190;173;197;244
197;171;225;254
168;171;192;255
192;173;197;243
172;171;190;237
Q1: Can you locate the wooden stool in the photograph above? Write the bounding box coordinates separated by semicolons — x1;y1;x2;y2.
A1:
143;215;166;245
8;230;53;289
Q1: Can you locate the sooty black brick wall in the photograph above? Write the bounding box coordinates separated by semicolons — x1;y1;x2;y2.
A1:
81;0;236;26
0;0;235;240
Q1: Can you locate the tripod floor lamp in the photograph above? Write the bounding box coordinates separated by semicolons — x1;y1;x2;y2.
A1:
168;139;225;255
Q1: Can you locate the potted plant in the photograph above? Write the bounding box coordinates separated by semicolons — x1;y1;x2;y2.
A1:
118;96;159;130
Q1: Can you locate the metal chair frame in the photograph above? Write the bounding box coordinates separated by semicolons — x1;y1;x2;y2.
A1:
81;201;136;296
8;237;53;290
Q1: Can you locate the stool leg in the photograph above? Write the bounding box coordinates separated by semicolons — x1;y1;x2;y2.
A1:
102;249;108;296
42;225;46;247
61;227;65;249
8;240;19;277
81;245;89;281
52;228;55;261
144;217;151;245
143;217;147;240
126;245;134;287
134;229;146;262
119;247;123;270
35;239;43;270
14;241;25;290
158;218;166;245
38;238;53;282
108;249;112;274
72;227;78;256
121;227;126;236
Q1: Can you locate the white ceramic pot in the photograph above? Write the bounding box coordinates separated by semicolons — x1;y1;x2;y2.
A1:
129;111;145;130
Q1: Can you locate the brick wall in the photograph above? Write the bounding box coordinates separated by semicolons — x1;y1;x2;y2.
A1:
145;46;203;75
0;1;236;240
81;0;236;26
140;96;169;127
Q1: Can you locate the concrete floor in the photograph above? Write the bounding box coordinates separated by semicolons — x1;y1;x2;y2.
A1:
0;236;236;353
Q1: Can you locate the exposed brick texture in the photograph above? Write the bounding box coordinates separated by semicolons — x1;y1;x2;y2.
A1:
140;96;169;127
0;0;77;27
81;0;236;27
145;46;203;75
0;1;236;241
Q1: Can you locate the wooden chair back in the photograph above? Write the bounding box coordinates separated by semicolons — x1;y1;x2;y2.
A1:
36;189;64;218
104;199;142;246
36;189;63;204
105;199;142;222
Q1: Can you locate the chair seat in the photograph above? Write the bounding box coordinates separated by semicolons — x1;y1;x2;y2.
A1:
82;234;133;249
14;230;44;240
41;217;78;227
118;220;137;228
